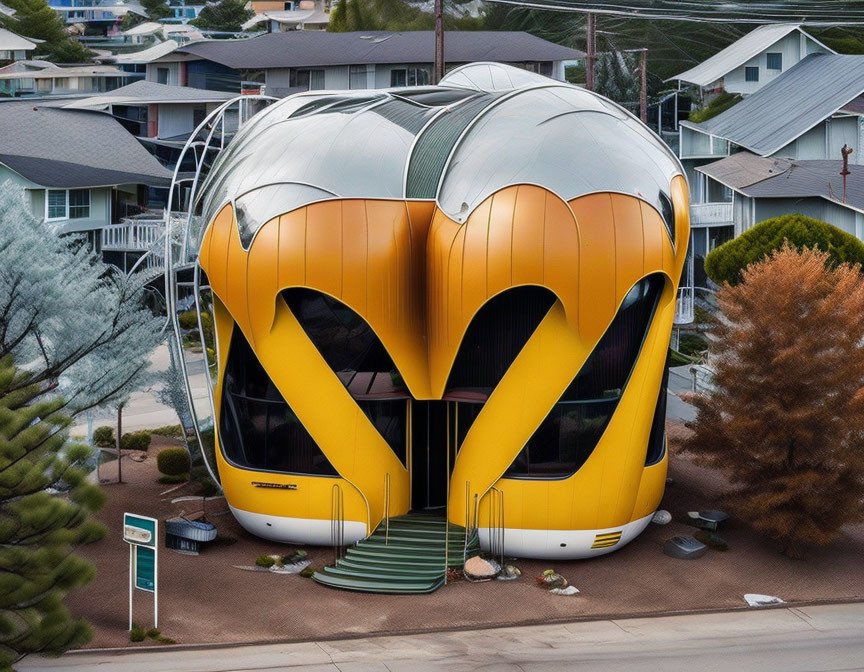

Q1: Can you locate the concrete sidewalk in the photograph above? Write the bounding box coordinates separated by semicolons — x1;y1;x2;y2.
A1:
18;602;864;671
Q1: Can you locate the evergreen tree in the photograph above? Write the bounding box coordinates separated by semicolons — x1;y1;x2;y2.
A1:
326;0;483;32
0;0;93;63
141;0;171;21
684;244;864;558
0;356;106;669
705;214;864;286
190;0;253;32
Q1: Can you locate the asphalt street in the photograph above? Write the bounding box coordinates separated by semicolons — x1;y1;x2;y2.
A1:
19;603;864;671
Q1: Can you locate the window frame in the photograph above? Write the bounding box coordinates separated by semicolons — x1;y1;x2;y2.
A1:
745;66;759;82
45;188;91;221
766;52;782;71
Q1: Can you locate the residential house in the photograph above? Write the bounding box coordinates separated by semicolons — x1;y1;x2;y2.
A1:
670;23;834;98
242;0;330;33
0;101;172;271
64;79;235;167
678;53;864;285
122;21;203;45
49;0;147;35
97;39;181;81
0;27;39;63
0;60;130;97
165;0;206;24
145;30;584;94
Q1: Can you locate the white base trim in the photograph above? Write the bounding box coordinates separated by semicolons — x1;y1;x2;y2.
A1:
478;513;654;560
229;505;367;546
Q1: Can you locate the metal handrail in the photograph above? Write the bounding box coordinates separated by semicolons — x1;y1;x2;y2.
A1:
331;483;344;564
488;486;505;569
383;472;390;545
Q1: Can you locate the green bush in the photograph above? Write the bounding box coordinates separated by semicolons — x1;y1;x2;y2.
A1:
255;554;276;568
158;474;189;484
145;627;160;639
688;92;742;123
177;310;199;330
678;333;708;357
120;432;151;452
150;425;183;437
157;447;191;476
704;214;864;286
93;425;114;447
129;625;146;642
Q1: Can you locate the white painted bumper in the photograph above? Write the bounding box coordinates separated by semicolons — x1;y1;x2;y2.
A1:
229;505;367;546
478;513;654;559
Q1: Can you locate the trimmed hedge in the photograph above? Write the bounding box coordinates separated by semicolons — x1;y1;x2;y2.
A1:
93;425;115;447
688;92;742;123
157;447;191;476
120;432;151;452
704;214;864;286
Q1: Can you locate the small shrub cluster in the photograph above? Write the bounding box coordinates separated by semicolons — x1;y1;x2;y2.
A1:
678;333;707;357
255;550;308;569
93;426;115;447
150;425;183;437
120;432;151;452
255;554;276;568
157;448;190;477
129;625;176;645
688;91;742;123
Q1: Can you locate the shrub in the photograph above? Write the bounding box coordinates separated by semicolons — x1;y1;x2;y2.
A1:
145;627;160;639
157;447;191;476
705;214;864;286
177;310;199;330
678;333;707;357
688;92;742;123
255;554;276;568
158;474;189;484
150;425;182;437
120;432;151;452
93;426;115;447
129;625;146;642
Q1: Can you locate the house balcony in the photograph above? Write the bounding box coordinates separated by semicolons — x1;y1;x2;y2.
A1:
101;219;161;252
690;202;733;227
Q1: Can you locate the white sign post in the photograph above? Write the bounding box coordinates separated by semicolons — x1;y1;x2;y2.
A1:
123;513;158;630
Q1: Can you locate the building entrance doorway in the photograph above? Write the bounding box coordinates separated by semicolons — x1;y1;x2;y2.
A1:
410;401;452;511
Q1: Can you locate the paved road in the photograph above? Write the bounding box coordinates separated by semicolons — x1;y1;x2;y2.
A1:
19;603;864;671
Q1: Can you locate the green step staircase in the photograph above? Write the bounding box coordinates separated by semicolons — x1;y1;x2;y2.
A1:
312;513;480;594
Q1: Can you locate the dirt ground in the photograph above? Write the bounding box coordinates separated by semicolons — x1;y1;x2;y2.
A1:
73;431;864;649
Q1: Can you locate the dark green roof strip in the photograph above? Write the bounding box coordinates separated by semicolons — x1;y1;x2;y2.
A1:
371;98;439;135
405;92;507;199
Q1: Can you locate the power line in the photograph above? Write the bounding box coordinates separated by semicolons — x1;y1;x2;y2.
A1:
484;0;864;25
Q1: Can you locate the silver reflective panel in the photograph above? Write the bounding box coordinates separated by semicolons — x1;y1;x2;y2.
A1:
437;85;682;224
199;93;437;239
440;62;552;92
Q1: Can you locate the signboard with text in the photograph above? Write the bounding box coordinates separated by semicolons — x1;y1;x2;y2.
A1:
124;513;158;628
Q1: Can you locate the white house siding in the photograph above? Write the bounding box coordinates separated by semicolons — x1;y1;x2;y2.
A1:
324;65;349;89
723;32;830;96
828;116;860;161
680;126;714;159
773;116;862;162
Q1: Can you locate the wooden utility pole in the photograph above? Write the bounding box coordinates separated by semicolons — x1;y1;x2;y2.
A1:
434;0;444;83
639;48;647;122
586;13;595;91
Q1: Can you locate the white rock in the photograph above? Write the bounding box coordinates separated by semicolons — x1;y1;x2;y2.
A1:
549;586;580;596
652;510;672;525
744;594;784;607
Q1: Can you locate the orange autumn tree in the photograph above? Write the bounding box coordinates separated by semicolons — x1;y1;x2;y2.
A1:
684;243;864;558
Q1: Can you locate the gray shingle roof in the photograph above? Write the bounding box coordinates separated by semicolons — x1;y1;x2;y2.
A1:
0;102;172;188
697;151;864;212
64;80;235;109
680;54;864;157
172;30;584;70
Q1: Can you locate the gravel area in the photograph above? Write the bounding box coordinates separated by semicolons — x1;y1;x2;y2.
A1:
72;430;864;649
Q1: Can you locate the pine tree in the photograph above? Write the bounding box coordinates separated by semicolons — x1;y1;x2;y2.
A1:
0;357;106;669
190;0;253;32
684;243;864;558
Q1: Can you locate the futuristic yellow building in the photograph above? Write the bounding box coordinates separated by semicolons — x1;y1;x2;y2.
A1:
183;63;689;577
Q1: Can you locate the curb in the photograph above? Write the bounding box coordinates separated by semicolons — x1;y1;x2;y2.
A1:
66;596;864;657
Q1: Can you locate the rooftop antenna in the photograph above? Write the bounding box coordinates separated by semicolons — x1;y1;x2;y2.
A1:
841;144;853;203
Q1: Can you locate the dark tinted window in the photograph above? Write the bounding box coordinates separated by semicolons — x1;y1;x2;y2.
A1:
645;364;669;466
446;286;557;397
505;275;665;479
220;325;338;475
282;289;408;465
